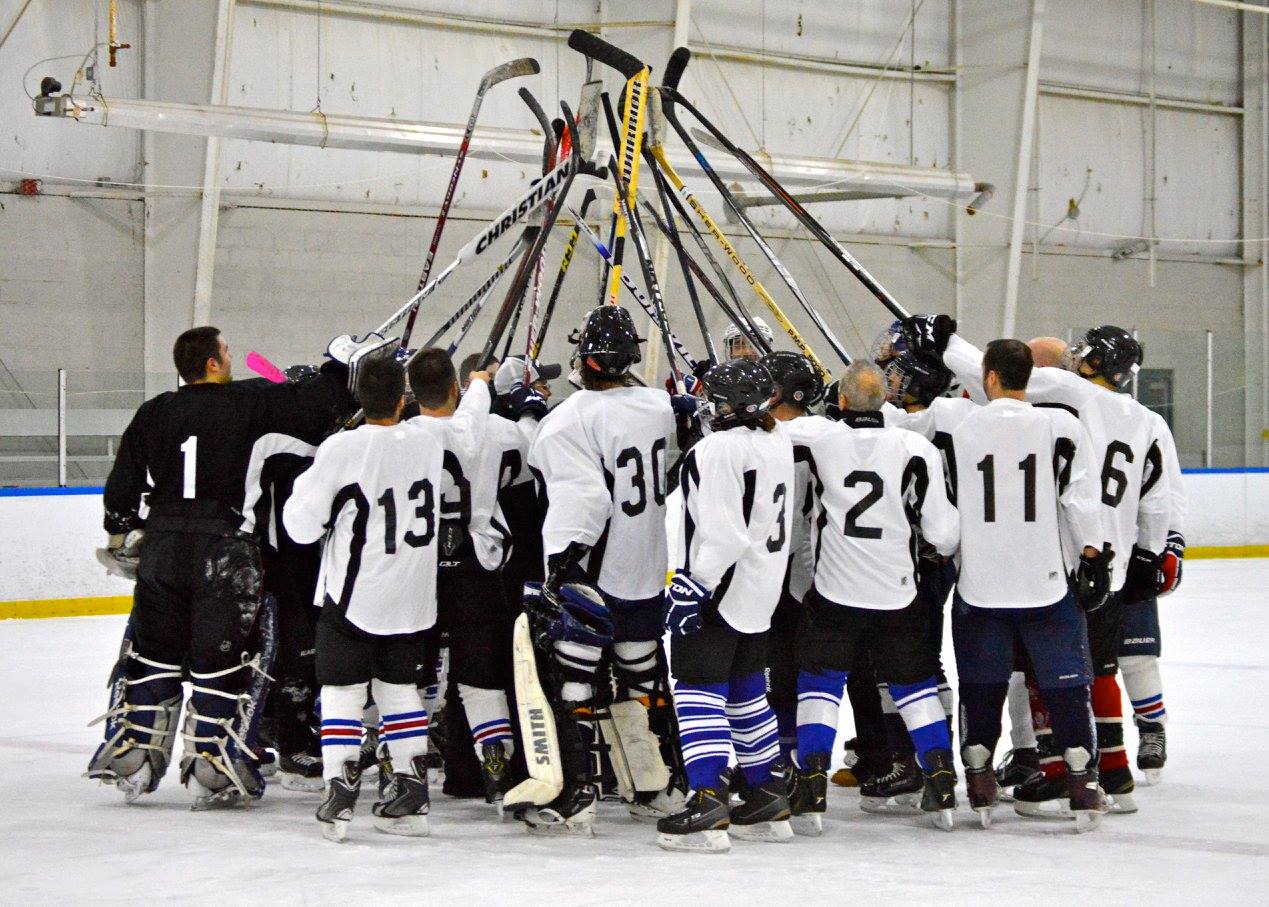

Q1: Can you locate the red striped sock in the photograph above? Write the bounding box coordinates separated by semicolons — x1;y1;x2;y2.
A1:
1092;675;1128;772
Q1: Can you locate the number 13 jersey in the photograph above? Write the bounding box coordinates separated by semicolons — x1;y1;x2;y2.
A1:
529;386;674;601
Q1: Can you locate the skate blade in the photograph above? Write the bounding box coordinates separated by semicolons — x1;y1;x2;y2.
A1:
1105;791;1138;814
1140;768;1163;786
998;787;1017;803
1073;810;1103;833
280;774;325;794
860;793;922;816
190;789;249;811
927;808;955;832
657;829;730;853
525;820;595;838
320;819;350;843
373;814;430;837
1013;798;1072;821
119;764;154;804
830;769;860;788
790;813;824;837
626;804;671;823
728;819;793;843
975;806;995;829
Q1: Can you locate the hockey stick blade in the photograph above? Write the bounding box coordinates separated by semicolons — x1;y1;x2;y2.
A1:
481;56;540;92
567;30;643;80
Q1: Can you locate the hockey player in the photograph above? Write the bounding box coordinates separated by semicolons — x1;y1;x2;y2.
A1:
657;358;795;853
945;339;1111;832
723;316;774;361
788;361;960;833
283;352;495;841
920;319;1172;813
89;326;365;808
520;305;682;833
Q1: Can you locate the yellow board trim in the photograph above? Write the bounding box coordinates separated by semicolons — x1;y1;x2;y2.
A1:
0;595;132;620
1187;545;1269;560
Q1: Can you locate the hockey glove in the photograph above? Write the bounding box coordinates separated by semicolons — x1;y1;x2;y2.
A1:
95;529;144;581
1122;545;1162;604
670;394;699;416
665;570;710;636
901;314;957;357
1073;544;1114;612
1159;530;1185;595
326;332;401;396
505;383;548;421
524;581;613;649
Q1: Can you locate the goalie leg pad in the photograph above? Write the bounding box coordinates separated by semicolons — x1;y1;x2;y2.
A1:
506;613;565;810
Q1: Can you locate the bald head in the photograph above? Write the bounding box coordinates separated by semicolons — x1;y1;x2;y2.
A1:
1028;337;1071;370
838;361;886;412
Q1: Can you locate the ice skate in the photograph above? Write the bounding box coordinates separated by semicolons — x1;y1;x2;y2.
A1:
728;776;793;842
994;746;1041;802
963;745;999;828
1066;748;1108;833
316;760;363;842
523;783;597;837
182;752;265;811
1099;764;1138;814
859;755;922;815
830;737;875;788
789;753;829;837
280;750;324;793
627;783;688;823
656;778;731;853
919;748;957;832
1135;719;1166;786
479;741;514;814
372;755;431;837
1012;771;1072;820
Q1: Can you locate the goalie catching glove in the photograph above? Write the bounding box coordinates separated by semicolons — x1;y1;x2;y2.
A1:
96;529;144;581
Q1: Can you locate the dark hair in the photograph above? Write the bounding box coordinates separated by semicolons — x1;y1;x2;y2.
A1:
173;326;223;383
408;347;458;409
458;353;481;380
357;354;405;420
983;338;1032;391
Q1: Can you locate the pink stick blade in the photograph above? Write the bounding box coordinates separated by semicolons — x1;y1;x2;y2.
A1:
246;351;287;383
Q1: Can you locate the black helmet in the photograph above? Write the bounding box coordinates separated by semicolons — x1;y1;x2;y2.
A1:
701;359;775;428
571;305;642;379
883;351;953;407
760;351;825;409
1072;325;1142;390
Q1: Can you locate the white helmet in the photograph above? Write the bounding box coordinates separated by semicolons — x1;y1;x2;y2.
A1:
722;316;774;360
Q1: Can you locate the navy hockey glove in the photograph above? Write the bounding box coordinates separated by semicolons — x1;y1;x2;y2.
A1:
1073;544;1114;611
505;383;548;421
1159;530;1185;595
901;314;957;356
665;570;710;636
670;394;699;416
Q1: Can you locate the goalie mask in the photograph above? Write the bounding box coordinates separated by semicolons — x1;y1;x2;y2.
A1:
1072;325;1143;391
722;316;773;361
883;351;953;408
700;359;776;429
570;305;642;380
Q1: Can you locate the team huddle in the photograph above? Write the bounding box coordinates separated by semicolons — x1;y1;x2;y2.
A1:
87;304;1184;851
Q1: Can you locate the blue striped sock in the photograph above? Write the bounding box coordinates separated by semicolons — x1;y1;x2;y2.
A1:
673;681;731;791
727;672;781;785
889;677;952;769
796;668;846;764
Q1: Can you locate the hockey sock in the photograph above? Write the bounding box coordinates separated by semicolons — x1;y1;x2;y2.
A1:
613;640;661;701
1092;674;1129;773
672;680;731;791
420;648;447;718
880;686;916;759
727;672;782;785
846;663;890;774
1026;675;1063;779
888;676;953;769
458;683;514;758
957;681;1009;754
319;683;368;781
936;668;954;724
1120;655;1167;726
1040;685;1096;758
1007;671;1037;750
372;680;429;770
795;668;846;763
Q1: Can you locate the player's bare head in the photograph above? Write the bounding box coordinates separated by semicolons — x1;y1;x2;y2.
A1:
1027;337;1071;370
173;326;230;384
408;347;459;410
983;339;1032;397
837;361;886;413
458;353;481;391
357;353;405;421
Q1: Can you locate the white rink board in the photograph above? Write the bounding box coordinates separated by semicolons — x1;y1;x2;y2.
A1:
1;560;1266;904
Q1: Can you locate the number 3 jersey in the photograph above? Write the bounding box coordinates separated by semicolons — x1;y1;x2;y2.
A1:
529;386;674;601
804;420;958;610
675;423;795;634
283;381;490;635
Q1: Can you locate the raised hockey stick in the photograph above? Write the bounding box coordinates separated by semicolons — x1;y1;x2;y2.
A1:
421;228;532;350
567;30;650;306
529;187;597;361
245;351;287;384
398;57;540;348
445;234;540;356
658;49;853;369
687;125;910;322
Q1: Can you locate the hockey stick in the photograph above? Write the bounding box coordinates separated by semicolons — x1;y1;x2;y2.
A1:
529;187;596;361
398;57;540;349
246;351;287;384
445;233;540;356
567;30;650;307
687;126;910;322
657;50;852;369
421;229;531;350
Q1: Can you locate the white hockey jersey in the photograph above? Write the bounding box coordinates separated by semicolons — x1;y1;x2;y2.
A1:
782;414;841;603
883;396;977;500
283;381;490;635
805;421;958;610
676;422;795;633
1146;410;1186;536
950;398;1105;608
529;386;674;601
944;335;1172;590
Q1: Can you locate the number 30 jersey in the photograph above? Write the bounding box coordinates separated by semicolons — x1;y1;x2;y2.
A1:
805;422;958;610
676;423;795;633
529;386;674;601
283;381;490;635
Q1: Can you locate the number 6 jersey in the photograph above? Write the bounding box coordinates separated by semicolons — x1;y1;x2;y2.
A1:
283;381;490;635
529;386;674;601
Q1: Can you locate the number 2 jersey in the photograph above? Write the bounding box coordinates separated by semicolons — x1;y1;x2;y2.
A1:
529;386;674;601
282;381;490;635
676;423;795;634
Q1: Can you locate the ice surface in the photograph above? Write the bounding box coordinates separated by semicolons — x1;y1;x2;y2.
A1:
2;560;1267;904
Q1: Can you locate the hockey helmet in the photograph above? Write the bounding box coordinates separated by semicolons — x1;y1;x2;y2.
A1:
700;359;776;428
1071;325;1142;390
760;350;825;409
571;305;642;379
722;316;774;360
883;350;953;408
870;319;909;366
